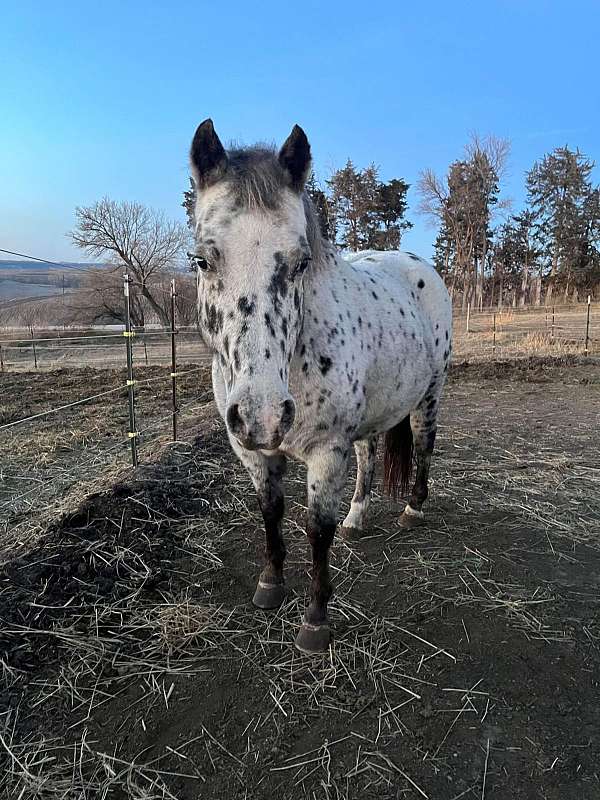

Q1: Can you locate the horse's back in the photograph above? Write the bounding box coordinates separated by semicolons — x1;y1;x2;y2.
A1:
343;250;452;340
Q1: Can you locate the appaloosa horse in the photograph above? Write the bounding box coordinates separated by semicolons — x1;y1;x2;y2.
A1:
189;120;452;653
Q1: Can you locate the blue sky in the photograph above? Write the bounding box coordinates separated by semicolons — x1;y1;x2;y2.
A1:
1;0;599;262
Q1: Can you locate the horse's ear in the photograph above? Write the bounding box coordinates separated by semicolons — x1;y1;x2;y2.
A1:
190;119;228;188
278;125;311;192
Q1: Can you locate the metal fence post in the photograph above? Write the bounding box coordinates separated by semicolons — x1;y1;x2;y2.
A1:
123;274;138;467
31;329;38;369
584;295;591;356
0;344;4;372
492;313;497;358
551;306;555;343
466;301;471;333
170;277;178;441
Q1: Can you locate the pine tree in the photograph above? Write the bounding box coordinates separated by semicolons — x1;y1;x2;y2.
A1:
368;178;412;249
305;171;334;241
182;178;196;230
526;147;596;302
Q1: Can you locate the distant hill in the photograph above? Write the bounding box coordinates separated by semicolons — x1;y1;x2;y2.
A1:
0;261;102;301
0;260;100;272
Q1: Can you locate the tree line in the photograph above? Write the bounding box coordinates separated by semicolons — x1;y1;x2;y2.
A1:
7;137;597;332
420;138;600;308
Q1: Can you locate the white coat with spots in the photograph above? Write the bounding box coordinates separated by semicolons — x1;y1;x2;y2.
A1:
190;120;452;653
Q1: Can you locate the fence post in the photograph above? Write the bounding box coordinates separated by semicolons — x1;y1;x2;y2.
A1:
123;274;139;468
0;344;4;372
143;339;149;366
170;278;178;441
584;295;591;356
466;301;471;333
31;329;38;369
492;313;496;358
551;306;555;343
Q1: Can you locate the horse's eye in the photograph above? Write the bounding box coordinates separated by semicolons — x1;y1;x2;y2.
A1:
188;252;213;273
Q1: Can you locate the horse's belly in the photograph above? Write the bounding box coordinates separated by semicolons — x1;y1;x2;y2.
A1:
357;367;429;438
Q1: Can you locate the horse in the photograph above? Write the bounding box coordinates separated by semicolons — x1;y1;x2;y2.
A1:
189;119;452;654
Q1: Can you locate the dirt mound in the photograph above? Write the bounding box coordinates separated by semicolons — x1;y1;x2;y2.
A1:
450;354;598;382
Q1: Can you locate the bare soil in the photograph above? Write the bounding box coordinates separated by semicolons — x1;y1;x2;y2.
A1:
1;357;600;799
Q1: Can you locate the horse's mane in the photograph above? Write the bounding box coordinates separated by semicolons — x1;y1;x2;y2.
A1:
225;144;327;266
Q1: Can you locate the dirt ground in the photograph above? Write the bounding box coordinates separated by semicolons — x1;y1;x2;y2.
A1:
1;356;600;799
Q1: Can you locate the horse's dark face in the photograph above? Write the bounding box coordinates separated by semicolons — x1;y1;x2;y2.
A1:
190;121;312;451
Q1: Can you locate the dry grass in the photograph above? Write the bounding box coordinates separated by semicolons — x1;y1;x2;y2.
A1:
1;360;599;798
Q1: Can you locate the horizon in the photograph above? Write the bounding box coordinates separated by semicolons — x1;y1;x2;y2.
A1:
2;1;599;263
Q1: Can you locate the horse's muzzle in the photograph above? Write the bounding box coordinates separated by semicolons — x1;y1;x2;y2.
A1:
226;396;295;451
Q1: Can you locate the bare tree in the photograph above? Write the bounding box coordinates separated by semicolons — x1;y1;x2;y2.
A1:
418;135;510;309
69;199;191;326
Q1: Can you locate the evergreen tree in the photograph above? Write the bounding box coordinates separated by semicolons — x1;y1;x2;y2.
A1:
182;177;196;230
368;178;412;249
327;161;411;251
305;171;334;241
526;147;596;301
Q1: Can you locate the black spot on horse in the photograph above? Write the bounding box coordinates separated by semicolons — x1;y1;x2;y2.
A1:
264;313;276;338
372;291;378;300
237;296;255;316
265;348;271;359
319;355;332;375
269;253;289;305
417;279;425;289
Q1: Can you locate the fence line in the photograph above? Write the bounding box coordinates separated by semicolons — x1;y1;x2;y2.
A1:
456;297;598;359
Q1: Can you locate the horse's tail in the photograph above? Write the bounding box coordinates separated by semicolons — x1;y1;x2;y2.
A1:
383;416;414;499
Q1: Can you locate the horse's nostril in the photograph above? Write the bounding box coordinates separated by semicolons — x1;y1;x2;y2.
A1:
227;403;244;434
281;398;296;429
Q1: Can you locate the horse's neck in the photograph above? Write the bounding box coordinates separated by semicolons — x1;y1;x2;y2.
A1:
301;245;346;322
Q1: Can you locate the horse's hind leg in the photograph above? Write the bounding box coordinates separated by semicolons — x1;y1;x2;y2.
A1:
230;437;288;609
340;436;377;541
399;392;439;529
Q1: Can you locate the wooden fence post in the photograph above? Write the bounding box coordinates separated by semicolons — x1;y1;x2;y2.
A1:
492;313;496;358
466;302;471;334
584;295;591;356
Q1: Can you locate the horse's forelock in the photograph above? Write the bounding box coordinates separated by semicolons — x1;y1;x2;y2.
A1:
226;146;286;211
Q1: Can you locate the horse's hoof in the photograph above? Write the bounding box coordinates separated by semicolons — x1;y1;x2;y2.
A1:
252;579;285;610
398;508;426;529
295;623;331;654
339;525;364;541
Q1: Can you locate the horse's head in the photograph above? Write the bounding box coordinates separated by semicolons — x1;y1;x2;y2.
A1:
190;119;314;451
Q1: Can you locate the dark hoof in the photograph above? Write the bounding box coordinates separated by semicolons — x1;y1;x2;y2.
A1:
339;525;364;541
252;579;285;610
398;510;426;529
295;623;331;654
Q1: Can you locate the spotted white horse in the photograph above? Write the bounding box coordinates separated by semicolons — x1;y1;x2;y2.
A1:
190;120;452;653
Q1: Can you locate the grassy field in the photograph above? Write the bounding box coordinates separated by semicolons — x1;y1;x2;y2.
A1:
1;355;599;799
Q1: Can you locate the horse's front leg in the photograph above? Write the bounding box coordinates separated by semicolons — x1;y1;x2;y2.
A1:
229;436;288;609
295;446;349;654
